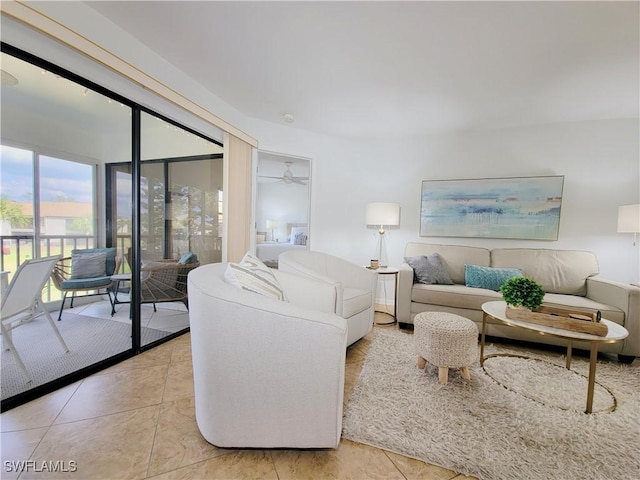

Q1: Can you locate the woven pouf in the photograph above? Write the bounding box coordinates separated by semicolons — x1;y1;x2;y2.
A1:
414;312;478;384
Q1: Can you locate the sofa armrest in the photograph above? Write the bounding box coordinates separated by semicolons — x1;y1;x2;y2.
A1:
587;276;639;319
587;276;640;357
397;262;414;324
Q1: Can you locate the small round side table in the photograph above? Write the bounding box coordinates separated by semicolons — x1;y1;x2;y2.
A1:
368;266;399;325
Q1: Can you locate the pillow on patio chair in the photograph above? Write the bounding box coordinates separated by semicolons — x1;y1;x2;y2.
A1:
70;252;107;279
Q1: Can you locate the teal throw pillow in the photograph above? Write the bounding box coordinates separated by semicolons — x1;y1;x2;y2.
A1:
178;252;198;264
465;264;523;291
404;253;453;285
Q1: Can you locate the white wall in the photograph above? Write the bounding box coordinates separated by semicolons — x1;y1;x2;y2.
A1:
249;117;640;284
3;4;639;285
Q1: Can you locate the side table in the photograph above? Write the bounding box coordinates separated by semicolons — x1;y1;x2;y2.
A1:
368;267;399;325
110;273;131;316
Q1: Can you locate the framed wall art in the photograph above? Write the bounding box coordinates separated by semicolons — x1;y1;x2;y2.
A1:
420;176;564;240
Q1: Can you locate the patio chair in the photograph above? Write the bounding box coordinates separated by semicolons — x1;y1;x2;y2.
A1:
1;256;69;381
51;247;121;321
126;249;200;312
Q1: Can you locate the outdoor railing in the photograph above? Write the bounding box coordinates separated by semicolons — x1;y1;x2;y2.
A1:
1;234;222;302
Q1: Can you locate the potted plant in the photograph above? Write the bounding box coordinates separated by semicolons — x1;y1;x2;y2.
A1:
500;276;545;311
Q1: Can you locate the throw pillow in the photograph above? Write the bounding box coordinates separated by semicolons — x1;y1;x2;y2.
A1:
224;252;288;301
465;264;523;291
289;226;308;245
70;252;107;279
404;253;453;285
178;252;198;264
293;232;308;246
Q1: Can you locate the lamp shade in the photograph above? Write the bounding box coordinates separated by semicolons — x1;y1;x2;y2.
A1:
266;219;277;229
366;203;400;226
617;204;640;233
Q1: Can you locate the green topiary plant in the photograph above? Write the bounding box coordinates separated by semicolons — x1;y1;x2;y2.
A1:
500;276;545;310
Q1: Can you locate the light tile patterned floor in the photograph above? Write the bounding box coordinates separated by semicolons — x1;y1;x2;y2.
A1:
1;311;477;480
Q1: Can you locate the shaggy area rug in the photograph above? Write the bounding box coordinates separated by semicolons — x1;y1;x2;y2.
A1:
342;328;640;480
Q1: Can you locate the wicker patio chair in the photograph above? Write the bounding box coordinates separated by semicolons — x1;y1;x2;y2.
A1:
126;250;200;311
139;257;200;310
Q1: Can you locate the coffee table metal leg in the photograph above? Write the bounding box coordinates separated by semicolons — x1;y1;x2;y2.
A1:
480;312;488;366
586;341;598;414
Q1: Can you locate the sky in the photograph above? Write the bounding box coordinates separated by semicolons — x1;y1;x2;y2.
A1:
0;145;94;204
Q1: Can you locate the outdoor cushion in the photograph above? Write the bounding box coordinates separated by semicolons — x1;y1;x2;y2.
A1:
71;247;118;276
60;276;113;290
178;252;198;264
70;252;107;279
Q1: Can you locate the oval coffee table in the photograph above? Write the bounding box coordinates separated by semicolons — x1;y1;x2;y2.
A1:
481;301;629;414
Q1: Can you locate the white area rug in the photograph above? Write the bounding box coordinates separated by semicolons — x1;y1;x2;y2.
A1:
342;328;640;480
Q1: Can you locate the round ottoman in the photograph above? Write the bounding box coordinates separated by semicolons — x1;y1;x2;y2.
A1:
414;312;478;384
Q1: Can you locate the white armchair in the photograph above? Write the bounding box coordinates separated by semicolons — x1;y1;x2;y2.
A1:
187;262;347;449
278;250;377;346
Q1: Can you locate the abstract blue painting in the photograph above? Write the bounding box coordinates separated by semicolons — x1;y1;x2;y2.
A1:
420;176;564;240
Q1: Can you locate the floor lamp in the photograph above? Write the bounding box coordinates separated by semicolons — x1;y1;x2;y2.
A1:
618;204;640;285
617;204;640;246
366;202;401;268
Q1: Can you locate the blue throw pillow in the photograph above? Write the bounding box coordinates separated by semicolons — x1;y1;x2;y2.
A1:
178;252;197;265
465;264;523;291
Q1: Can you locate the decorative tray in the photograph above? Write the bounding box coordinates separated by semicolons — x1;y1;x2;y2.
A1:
505;305;608;336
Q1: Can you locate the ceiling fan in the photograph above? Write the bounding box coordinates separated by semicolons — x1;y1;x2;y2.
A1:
259;161;308;185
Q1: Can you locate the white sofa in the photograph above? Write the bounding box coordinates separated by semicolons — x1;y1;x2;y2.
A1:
278;250;377;346
188;262;347;448
398;243;640;362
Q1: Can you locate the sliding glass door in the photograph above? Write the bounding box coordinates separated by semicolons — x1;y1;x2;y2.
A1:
107;112;223;346
1;44;223;411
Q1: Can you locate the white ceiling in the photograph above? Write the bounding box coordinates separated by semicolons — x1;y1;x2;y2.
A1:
87;1;639;141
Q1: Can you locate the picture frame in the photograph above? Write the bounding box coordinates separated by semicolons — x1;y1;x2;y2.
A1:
420;176;564;240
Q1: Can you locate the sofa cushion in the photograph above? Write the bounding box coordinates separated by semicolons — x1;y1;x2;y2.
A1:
343;287;372;318
405;243;490;284
412;284;502;311
465;264;523;291
491;248;599;296
404;254;453;285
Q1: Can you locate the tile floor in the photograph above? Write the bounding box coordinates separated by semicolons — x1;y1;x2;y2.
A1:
1;311;476;480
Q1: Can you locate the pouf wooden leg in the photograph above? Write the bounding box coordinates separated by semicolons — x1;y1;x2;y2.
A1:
460;367;471;380
417;356;427;369
438;367;449;384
